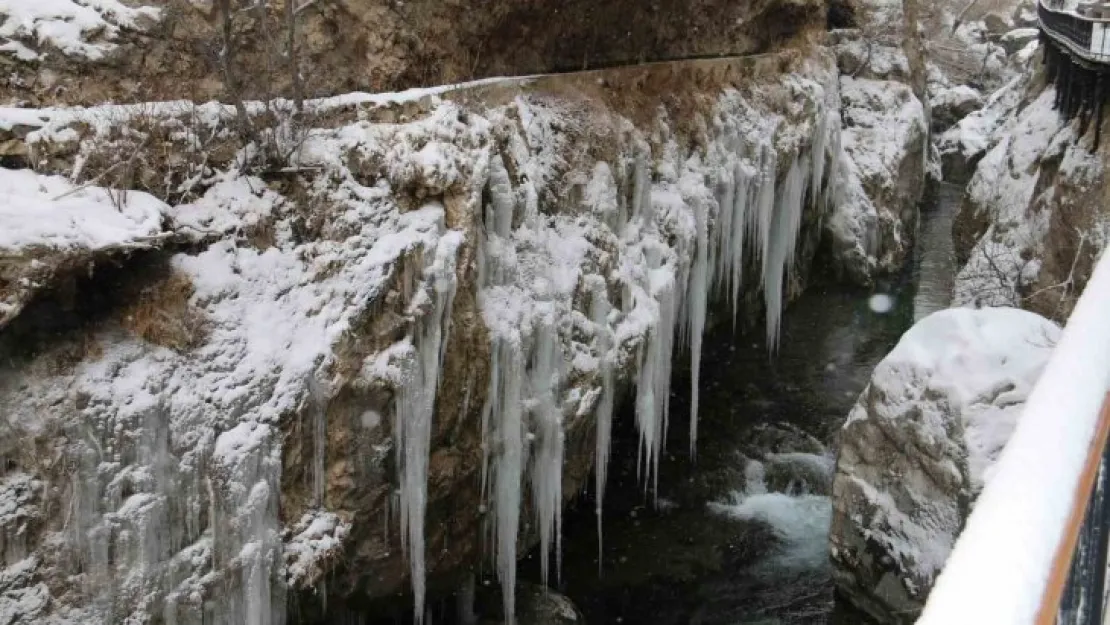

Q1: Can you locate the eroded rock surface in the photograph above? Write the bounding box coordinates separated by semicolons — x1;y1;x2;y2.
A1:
1;0;824;106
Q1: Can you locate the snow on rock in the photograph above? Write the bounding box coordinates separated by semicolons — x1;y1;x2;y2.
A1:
0;167;167;329
0;52;845;625
952;76;1107;320
284;511;351;588
829;307;1060;623
0;0;160;61
0;168;164;250
935;72;1026;182
929;84;984;134
824;77;926;285
834;0;1027;93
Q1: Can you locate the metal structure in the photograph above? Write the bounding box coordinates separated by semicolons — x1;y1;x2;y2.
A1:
1037;0;1110;149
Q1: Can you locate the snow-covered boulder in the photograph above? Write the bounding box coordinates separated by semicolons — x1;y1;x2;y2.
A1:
999;27;1039;56
829;307;1060;623
824;77;927;285
930;85;984;134
935;73;1024;183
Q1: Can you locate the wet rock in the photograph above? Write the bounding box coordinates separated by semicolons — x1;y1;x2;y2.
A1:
762;452;834;496
743;422;825;457
513;584;586;625
829;308;1060;623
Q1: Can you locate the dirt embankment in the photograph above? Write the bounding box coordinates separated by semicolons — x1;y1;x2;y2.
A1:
3;0;824;107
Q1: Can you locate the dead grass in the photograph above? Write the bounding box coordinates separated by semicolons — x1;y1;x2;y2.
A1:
119;270;207;352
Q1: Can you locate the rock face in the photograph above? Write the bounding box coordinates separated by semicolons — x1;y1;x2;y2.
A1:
952;65;1109;322
0;50;842;624
829;307;1060;623
930;85;984;134
824;76;927;284
0;0;824;106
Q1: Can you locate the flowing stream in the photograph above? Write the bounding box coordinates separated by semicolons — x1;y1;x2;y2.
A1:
522;186;962;624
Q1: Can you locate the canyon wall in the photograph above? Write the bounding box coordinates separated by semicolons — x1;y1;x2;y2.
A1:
0;45;844;624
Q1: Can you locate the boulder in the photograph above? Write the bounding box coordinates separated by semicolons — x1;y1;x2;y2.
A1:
823;77;927;285
513;584;586;625
829;307;1060;623
999;27;1039;56
930;85;984;134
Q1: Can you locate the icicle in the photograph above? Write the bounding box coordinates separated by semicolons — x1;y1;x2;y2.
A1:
685;196;709;457
393;229;462;625
488;155;515;239
489;337;525;625
634;258;678;497
763;156;808;349
630;153;651;222
728;163;754;328
528;315;564;586
751;142;779;288
712;167;736;294
589;283;615;572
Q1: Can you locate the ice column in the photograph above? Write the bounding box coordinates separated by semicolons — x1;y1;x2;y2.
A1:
528;315;565;585
394;228;462;624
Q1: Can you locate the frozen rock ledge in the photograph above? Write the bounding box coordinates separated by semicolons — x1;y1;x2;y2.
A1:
828;307;1060;623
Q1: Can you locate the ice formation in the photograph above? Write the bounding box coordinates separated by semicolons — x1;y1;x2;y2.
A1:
0;54;843;625
471;74;843;621
395;231;463;624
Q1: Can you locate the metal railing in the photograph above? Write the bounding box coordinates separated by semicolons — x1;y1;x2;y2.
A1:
1038;0;1110;64
916;249;1110;624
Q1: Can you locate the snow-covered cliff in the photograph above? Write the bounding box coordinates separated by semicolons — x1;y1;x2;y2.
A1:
0;50;843;624
952;67;1108;322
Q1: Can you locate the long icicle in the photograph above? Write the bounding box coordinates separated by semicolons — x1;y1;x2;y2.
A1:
395;229;461;625
590;281;615;573
686;195;709;457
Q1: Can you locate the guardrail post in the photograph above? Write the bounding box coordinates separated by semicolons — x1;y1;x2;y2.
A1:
1094;76;1105;151
1058;438;1110;625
